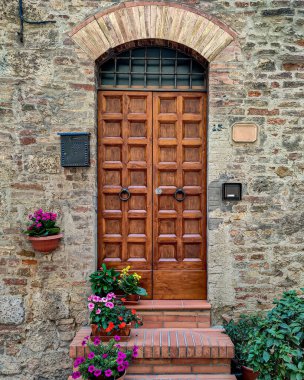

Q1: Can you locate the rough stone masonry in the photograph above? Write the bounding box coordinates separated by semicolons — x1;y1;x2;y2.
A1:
0;0;303;379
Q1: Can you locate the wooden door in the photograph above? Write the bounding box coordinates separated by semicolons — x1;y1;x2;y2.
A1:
98;91;207;299
152;93;207;299
98;91;153;297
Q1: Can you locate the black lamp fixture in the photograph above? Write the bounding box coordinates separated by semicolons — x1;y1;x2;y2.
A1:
222;183;242;201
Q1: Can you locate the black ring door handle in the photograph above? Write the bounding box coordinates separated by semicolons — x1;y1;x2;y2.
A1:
174;188;186;202
119;187;131;201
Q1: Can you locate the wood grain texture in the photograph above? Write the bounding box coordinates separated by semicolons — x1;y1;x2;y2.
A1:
98;91;207;299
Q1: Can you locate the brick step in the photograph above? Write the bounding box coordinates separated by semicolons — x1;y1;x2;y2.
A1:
70;327;233;361
69;375;236;380
127;300;211;328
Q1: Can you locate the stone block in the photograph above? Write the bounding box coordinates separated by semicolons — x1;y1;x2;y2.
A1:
0;296;24;325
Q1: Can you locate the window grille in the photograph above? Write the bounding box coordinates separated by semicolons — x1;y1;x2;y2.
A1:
98;47;207;91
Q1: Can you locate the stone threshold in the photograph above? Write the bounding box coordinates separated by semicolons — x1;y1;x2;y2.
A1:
125;300;211;311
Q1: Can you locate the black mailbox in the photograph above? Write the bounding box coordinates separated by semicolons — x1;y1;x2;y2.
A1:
58;132;90;167
222;183;242;201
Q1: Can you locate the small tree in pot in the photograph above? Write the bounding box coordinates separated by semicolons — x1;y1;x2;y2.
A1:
89;264;120;296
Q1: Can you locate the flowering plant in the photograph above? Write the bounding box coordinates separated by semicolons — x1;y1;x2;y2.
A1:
118;266;147;297
71;336;139;379
88;292;143;332
22;208;60;237
89;264;120;296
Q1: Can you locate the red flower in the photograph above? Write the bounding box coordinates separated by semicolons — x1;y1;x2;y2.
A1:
105;321;115;332
118;316;123;321
131;309;136;315
119;322;126;329
121;298;126;302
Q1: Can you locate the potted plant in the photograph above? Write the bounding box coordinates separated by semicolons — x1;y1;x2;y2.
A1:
118;266;147;304
224;314;262;380
88;292;143;340
71;336;139;379
89;264;120;297
22;208;63;253
245;290;304;380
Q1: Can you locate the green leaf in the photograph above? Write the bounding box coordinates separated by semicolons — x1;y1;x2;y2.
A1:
263;351;270;362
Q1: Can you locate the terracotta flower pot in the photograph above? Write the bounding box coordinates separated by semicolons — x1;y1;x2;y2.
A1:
124;294;140;305
242;365;259;380
91;323;131;341
89;370;126;380
28;233;63;253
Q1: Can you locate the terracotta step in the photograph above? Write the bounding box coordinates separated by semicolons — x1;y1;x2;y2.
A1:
70;327;233;360
127;300;211;328
125;376;236;379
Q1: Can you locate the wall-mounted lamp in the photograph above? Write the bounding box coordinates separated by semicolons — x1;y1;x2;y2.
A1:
222;183;242;201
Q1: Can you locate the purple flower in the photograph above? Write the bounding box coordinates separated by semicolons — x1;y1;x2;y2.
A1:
94;337;101;346
104;369;113;377
117;365;125;372
36;223;42;228
28;214;33;219
88;365;95;373
123;360;129;369
88;302;95;310
94;369;102;377
84;336;89;340
74;357;85;367
114;335;120;341
116;357;124;365
72;371;81;379
105;302;114;309
88;352;95;359
81;340;87;347
132;351;138;358
102;353;108;359
118;351;126;359
115;344;121;348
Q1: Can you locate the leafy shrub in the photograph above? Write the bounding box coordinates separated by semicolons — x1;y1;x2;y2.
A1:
89;264;120;296
246;290;304;380
224;314;262;367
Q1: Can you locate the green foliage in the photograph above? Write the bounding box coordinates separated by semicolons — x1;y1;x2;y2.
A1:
246;289;304;380
89;264;120;296
224;314;263;366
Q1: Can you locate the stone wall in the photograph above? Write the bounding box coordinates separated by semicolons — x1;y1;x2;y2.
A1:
0;0;303;378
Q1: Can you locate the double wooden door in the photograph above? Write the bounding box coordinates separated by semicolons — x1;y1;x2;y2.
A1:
98;91;207;299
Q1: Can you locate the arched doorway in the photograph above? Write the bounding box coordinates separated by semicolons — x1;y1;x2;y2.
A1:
69;1;236;300
97;44;208;299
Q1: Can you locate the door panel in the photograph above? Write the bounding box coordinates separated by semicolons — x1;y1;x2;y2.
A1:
98;91;207;300
98;91;153;297
152;93;207;299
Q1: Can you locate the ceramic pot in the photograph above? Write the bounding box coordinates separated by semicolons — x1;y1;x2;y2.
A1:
28;233;63;253
91;323;131;341
242;366;259;380
124;294;140;305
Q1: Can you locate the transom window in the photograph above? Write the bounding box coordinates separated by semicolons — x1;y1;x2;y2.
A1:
98;47;207;91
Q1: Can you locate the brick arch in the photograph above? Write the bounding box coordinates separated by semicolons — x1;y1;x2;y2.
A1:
69;2;236;62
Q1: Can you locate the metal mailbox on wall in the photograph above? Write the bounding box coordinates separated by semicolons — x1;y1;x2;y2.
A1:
58;132;90;167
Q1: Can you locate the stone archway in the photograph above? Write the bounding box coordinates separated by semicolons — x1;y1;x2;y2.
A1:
69;2;236;62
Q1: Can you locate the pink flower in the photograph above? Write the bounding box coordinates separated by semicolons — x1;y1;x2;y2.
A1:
88;352;95;359
101;297;108;302
36;223;42;228
88;303;95;310
117;365;125;372
94;369;102;376
102;353;108;359
96;309;101;315
107;292;116;300
93;295;100;302
105;369;112;377
28;214;33;219
94;337;101;346
88;295;93;301
88;365;95;373
114;335;120;341
105;302;114;309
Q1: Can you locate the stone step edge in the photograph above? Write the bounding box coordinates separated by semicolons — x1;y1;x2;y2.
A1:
125;300;212;311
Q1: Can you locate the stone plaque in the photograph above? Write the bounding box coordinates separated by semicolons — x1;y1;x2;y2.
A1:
232;123;258;142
